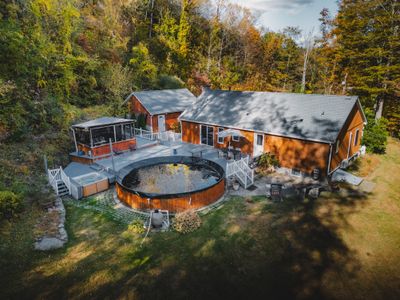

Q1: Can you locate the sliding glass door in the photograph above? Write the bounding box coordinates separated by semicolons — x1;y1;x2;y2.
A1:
201;125;214;146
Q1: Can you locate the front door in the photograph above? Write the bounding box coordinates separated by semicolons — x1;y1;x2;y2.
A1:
253;133;264;157
201;125;214;146
158;115;166;132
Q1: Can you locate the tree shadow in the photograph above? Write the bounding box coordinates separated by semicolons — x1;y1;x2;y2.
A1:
16;189;374;299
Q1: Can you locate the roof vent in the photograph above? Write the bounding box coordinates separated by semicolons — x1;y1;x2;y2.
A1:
291;118;303;125
321;111;325;115
345;96;352;100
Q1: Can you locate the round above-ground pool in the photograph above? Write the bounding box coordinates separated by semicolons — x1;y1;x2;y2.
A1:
116;156;225;213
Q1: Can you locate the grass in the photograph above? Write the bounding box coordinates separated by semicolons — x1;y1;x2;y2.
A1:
1;138;400;299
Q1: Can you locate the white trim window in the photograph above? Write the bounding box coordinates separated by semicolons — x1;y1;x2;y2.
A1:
354;129;360;146
200;125;214;146
335;139;340;154
217;127;224;144
232;135;240;142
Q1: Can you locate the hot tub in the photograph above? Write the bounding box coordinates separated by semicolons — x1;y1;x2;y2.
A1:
116;156;225;213
73;172;109;198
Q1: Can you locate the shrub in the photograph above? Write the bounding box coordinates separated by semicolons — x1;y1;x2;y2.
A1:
258;152;279;169
170;122;181;133
0;190;23;219
136;113;147;129
127;220;146;234
173;210;201;234
362;108;389;154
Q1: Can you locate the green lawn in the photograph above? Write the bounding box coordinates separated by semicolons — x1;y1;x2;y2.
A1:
1;139;400;299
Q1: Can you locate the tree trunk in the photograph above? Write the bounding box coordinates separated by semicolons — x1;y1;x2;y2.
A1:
301;49;309;93
375;97;384;120
148;0;155;38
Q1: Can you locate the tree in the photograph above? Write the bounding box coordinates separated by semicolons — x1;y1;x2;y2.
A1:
129;42;157;89
333;0;400;121
362;109;389;153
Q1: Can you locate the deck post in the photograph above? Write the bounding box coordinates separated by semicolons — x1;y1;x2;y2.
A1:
109;138;116;174
113;125;117;142
71;128;78;152
90;128;93;148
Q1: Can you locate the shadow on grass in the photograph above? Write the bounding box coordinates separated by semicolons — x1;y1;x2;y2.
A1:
10;188;381;300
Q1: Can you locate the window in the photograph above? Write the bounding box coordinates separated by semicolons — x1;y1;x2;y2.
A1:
335;140;340;154
201;125;214;146
217;128;224;144
354;129;359;146
256;134;263;146
291;169;301;176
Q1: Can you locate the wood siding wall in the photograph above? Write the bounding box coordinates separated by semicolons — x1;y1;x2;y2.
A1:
151;112;181;132
116;179;225;213
181;121;331;175
130;95;182;132
330;104;365;172
129;95;152;126
77;139;136;157
264;135;330;174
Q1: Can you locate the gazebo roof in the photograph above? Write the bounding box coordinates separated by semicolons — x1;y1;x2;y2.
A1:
72;117;134;130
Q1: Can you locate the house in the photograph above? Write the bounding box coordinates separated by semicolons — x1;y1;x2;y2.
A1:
69;117;136;164
179;89;367;177
124;88;196;132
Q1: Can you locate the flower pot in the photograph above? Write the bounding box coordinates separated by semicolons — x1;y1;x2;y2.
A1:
233;182;240;191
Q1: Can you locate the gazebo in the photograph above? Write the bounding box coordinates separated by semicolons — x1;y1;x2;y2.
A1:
70;117;136;164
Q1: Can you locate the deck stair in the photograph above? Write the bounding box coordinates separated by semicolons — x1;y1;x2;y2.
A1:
47;167;71;196
226;156;254;189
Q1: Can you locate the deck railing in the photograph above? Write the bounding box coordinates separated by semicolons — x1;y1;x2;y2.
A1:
134;128;181;142
47;166;71;196
226;156;254;189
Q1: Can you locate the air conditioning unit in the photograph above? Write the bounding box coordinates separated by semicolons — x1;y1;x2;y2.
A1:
340;159;349;169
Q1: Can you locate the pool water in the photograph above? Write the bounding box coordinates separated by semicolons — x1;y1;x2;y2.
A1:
122;163;220;194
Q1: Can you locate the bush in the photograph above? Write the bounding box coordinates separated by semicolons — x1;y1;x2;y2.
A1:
362;109;389;154
173;210;201;234
136;113;147;129
127;220;146;234
170;122;181;133
258;152;279;169
0;190;23;219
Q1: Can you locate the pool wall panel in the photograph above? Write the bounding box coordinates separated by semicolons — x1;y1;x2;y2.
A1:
116;178;225;213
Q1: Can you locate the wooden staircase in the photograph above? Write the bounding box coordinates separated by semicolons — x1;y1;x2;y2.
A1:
47;167;71;197
226;156;254;189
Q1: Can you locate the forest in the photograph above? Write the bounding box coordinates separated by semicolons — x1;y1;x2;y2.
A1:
1;0;399;142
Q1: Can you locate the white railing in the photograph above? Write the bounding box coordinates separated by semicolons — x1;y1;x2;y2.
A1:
226;156;254;189
48;168;61;194
134;128;181;142
60;167;71;195
47;166;71;196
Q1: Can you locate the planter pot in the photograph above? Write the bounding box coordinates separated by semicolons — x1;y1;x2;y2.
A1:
233;182;240;191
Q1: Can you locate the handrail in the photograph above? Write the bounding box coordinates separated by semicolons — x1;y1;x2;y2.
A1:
134;128;181;142
226;156;254;189
47;167;71;196
60;167;71;195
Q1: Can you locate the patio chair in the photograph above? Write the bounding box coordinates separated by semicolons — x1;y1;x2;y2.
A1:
219;148;229;159
270;184;283;202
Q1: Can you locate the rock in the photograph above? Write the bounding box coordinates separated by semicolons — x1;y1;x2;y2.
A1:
34;237;65;251
308;187;320;199
58;228;68;242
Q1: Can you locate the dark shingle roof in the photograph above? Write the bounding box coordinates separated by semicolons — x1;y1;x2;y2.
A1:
130;88;196;115
72;117;134;129
179;89;364;143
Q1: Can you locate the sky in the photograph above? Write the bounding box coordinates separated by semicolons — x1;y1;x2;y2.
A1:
230;0;339;34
